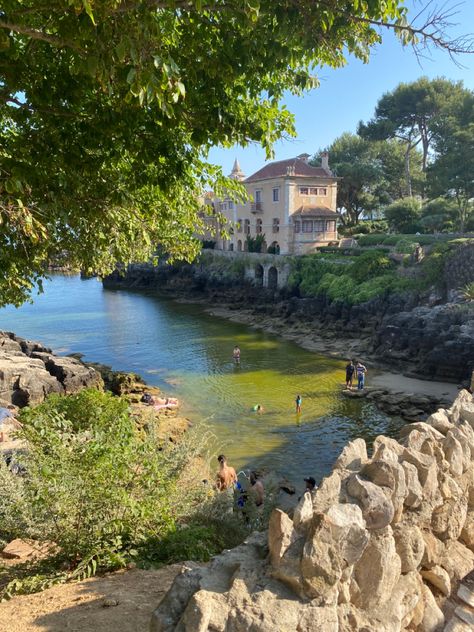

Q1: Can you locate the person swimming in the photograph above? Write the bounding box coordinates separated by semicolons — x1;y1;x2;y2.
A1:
252;404;264;413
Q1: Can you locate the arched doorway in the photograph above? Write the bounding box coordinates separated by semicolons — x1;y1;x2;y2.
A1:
268;266;278;290
268;241;280;255
237;240;242;252
255;264;264;287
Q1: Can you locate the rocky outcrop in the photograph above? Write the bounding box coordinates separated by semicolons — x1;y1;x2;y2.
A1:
151;390;474;631
0;331;103;407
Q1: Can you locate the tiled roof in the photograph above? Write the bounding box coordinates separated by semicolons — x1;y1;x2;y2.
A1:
292;206;339;218
245;157;334;183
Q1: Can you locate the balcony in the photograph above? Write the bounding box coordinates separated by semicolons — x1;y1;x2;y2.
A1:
250;202;264;214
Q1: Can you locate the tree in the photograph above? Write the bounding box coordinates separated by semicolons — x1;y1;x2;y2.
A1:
0;2;472;305
358;78;471;195
316;134;422;224
427;92;474;232
419;198;458;233
384;197;422;233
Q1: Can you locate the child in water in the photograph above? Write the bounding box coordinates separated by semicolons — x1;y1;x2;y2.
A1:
295;394;302;414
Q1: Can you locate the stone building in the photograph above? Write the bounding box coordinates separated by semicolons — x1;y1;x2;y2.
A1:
206;153;339;255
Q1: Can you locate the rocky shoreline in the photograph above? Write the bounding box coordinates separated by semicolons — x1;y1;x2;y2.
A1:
151;388;474;632
103;261;474;385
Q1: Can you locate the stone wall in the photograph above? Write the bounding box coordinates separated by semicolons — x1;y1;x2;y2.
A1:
151;389;474;631
444;242;474;293
0;331;103;407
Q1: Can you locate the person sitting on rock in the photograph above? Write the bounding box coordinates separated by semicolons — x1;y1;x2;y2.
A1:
216;454;237;491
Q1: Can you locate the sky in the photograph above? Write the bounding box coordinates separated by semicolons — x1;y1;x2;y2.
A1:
208;0;474;179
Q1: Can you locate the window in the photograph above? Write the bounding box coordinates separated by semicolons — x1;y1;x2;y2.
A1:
300;186;326;196
272;187;280;202
302;220;313;233
219;201;227;211
236;219;243;233
256;218;263;234
326;220;336;232
244;219;250;235
294;221;301;233
314;220;324;232
228;200;234;210
272;218;280;233
255;189;262;203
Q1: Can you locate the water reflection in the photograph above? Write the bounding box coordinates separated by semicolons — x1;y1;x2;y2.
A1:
0;275;405;487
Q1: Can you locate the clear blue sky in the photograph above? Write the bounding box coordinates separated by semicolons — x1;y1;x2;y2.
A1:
208;0;474;178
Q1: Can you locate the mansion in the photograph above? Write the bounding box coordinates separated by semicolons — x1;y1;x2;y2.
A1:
205;153;339;255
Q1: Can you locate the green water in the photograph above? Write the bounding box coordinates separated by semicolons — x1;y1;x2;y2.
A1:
0;275;403;488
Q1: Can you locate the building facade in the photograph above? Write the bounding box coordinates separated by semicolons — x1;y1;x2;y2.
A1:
208;153;339;255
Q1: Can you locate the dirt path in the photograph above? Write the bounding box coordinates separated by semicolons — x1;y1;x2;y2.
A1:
0;565;185;632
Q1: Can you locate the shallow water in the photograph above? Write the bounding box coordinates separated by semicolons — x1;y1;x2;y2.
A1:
0;275;404;488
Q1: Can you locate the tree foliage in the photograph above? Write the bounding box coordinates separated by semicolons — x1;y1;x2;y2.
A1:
384;197;422;233
317;133;422;224
0;1;470;305
358;77;471;195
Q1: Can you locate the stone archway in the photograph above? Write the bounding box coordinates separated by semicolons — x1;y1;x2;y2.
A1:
255;264;264;287
268;266;278;290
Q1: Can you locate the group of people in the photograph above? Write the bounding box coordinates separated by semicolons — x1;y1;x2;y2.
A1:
345;359;367;391
216;453;317;511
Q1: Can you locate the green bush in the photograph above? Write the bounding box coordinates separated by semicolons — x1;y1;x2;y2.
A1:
394;239;418;254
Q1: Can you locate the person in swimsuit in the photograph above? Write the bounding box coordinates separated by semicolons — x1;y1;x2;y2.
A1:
295;394;302;414
249;471;265;507
216;454;237;491
233;346;241;363
356;362;367;390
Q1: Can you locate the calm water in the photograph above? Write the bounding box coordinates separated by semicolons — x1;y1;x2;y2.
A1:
0;275;403;487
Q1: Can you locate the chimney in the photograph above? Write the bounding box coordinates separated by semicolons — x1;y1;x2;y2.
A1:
297;153;310;164
321;151;329;171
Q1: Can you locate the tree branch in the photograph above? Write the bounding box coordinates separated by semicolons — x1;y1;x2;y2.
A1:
0;19;80;51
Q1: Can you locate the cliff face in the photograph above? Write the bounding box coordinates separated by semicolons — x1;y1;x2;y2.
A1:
151;389;474;632
0;331;103;407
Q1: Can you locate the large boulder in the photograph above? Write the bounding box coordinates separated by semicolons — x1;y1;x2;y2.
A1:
301;503;369;604
351;527;401;610
393;523;425;573
345;474;395;530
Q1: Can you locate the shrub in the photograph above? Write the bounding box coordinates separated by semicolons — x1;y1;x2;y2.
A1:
246;234;266;253
461;282;474;301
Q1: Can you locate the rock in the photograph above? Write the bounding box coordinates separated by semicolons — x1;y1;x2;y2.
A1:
301;503;369;604
431;492;468;541
296;605;339;632
443;431;465;478
346;474;395;530
102;598;119;607
361;458;407;523
150;563;204;632
441;540;474;583
399;422;445;443
426;409;454;435
268;509;297;567
371;571;422;630
393;524;425;573
351;527;401;610
401;448;439;502
461;511;474;551
1;539;38;560
334;438;367;472
420;583;445;631
421;532;445;570
293;492;313;532
402;461;423;508
312;470;341;514
458;576;474;608
0;331;102;407
460;400;474;427
448;390;473;425
421;565;451;596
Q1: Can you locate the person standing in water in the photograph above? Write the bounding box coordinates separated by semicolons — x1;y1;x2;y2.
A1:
295;394;302;414
216;454;237;491
345;359;355;390
233;345;241;363
356;361;367;390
